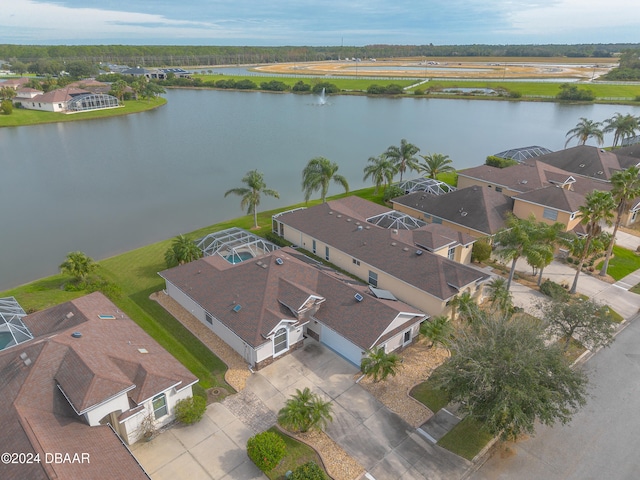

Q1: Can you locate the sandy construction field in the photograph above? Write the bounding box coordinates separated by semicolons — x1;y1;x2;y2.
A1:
254;57;617;80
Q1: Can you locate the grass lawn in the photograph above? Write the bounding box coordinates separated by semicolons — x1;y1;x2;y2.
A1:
266;427;327;480
437;416;494;461
0;97;166;128
561;337;588;364
596;246;640;281
630;283;640;295
410;377;450;413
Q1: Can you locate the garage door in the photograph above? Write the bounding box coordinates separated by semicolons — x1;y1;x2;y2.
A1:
320;325;363;366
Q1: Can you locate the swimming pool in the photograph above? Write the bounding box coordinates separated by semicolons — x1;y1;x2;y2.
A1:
224;251;254;264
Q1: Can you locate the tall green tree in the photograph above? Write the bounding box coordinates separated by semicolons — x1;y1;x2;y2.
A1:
420;315;454;349
542;299;615;352
430;313;588;440
600;166;640;276
278;387;333;433
450;291;481;323
383;139;420;182
570;190;616;294
363;155;397;193
603;113;640;148
301;157;349;203
361;347;402;382
0;86;16;101
485;277;513;316
418;153;455;179
59;251;97;282
225;169;280;228
164;234;203;268
564;118;604;147
526;221;564;286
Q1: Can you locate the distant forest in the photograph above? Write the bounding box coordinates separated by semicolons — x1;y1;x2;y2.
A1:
1;43;639;67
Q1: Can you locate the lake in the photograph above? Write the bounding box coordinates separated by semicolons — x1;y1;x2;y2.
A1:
1;89;638;290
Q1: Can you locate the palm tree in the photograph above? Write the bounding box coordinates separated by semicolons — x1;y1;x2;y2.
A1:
383;139;420;182
363;155;397;193
361;347;401;382
164;234;202;268
420;315;453;349
225;170;279;228
485;277;513;315
600;166;640;276
450;291;481;322
59;251;97;283
278;387;333;433
527;221;564;286
418;153;455;179
570;190;616;294
603;113;640;148
494;215;536;290
564;118;604;148
301;157;349;203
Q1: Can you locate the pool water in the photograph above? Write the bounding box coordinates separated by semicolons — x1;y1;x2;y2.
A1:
224;251;254;264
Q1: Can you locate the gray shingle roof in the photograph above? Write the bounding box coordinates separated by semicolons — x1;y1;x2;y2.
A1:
514;185;585;213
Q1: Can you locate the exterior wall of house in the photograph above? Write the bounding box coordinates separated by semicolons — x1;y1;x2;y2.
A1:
23;100;66;112
430;244;473;264
276;222;449;316
621;209;640;227
392;202;489;239
456;176;520;197
512;199;579;231
382;322;421;353
84;393;131;427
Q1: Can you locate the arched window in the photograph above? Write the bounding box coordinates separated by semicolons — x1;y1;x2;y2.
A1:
273;328;288;355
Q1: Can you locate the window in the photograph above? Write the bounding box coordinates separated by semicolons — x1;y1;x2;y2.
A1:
403;330;412;345
495;187;503;193
152;393;167;419
325;246;330;261
273;328;288;355
432;217;442;224
448;246;456;260
632;211;638;222
368;270;378;287
543;208;558;221
312;240;316;254
205;313;213;325
352;258;360;266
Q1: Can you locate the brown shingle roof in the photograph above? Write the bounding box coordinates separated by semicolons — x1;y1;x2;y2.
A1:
536;145;624;180
411;223;475;251
514;185;585;213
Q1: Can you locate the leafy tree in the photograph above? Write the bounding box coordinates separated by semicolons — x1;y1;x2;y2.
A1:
542;299;615;352
131;76;147;99
430;313;588;440
311;82;339;94
383;139;420;182
225;170;280;228
485;155;518;168
485;277;513;316
291;461;328;480
603;112;640;149
59;251;97;282
471;238;492;263
382;185;405;203
141;81;165;100
246;431;286;472
1;99;13;115
420;316;453;349
164;234;203;268
418;153;455;179
292;81;311;92
600;166;640;276
109;79;128;100
569;190;616;293
363;155;396;193
66;60;97;79
302;157;349;203
556;84;595;102
0;86;16;101
174;396;207;424
361;347;402;382
565;118;604;147
278;387;333;433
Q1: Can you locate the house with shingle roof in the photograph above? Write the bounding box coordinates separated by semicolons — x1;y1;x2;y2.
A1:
535;145;638;181
272;198;488;318
0;291;197;480
160;247;426;368
392;186;513;238
512;185;585;231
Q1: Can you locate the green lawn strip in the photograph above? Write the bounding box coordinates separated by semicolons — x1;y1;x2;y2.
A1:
561;337;588;363
596;245;640;280
630;283;640;295
409;377;450;413
606;306;624;323
0;97;166;128
0;275;88;312
437;416;494;461
436;171;458;187
266;427;327;480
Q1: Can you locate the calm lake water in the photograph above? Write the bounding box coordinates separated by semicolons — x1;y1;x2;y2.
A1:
1;89;638;290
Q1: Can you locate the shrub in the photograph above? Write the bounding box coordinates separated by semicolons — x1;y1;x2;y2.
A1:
174;396;206;425
311;82;339;94
383;185;405;203
540;279;570;301
509;91;522;98
260;80;289;91
472;239;492;263
566;257;574;264
485;156;518;168
414;88;425;95
1;99;13;114
264;232;293;247
556;83;595;101
292;81;311;92
246;431;286;472
290;461;328;480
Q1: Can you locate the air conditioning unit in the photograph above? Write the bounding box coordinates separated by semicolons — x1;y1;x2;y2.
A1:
354;293;364;302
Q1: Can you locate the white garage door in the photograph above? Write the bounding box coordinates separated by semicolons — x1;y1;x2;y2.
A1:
320;325;363;366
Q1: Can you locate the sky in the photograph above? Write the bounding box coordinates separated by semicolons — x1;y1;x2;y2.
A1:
2;0;639;46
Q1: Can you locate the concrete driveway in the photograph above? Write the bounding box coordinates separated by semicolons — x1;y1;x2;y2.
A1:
247;341;470;480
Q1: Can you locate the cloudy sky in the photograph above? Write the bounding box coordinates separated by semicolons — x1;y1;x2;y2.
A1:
2;0;639;46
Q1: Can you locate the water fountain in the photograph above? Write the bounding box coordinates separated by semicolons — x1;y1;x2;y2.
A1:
317;87;327;106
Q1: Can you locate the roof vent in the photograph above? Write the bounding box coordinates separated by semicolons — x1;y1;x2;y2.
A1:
275;257;284;265
579;164;585;168
66;312;74;319
597;171;603;175
403;247;409;252
391;242;397;246
337;214;342;218
138;348;149;354
261;264;268;269
71;332;82;338
393;229;398;234
354;293;364;302
416;250;423;256
357;225;363;231
461;211;468;217
521;180;528;184
365;226;371;229
347;218;352;222
328;211;333;215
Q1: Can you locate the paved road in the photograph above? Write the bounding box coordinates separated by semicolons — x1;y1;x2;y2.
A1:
468;315;640;480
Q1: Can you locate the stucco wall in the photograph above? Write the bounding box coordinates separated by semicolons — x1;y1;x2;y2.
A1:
84;392;131;427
